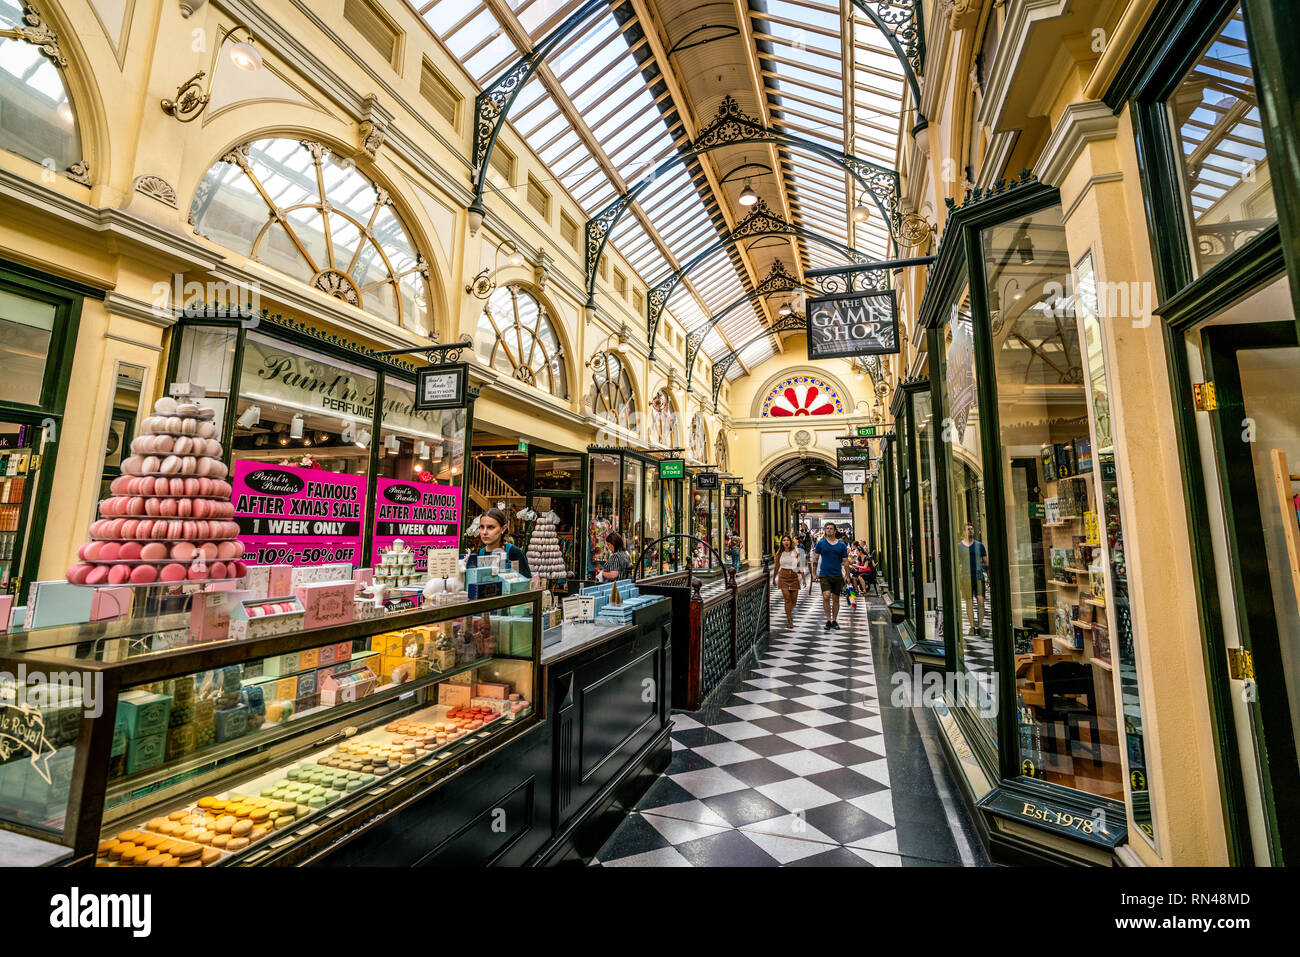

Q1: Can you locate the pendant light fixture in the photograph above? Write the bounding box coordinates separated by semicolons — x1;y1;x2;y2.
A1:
738;180;758;206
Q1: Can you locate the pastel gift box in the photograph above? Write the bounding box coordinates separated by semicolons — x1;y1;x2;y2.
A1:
296;672;317;698
474;682;510;699
228;595;306;640
126;732;165;774
214;705;248;742
470;696;509;714
262;651;301;677
241;564;291;599
189;588;236;643
193;697;215;725
335;640;353;663
319;664;378;707
467;580;502;600
436;682;472;708
116;689;172;739
291;562;354;587
275;677;298;701
294;580;357;629
316;643;337;666
297;646;319;670
165;723;196;761
110;722;127;758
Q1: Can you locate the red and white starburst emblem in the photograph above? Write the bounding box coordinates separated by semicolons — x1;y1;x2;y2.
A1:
763;377;842;416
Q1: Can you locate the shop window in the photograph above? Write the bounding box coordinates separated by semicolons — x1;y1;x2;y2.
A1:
913;385;943;645
761;375;844;416
649;389;678;448
169;324;238;431
1167;5;1275;276
189;139;432;333
231;332;377;481
984;203;1125;801
623;456;645;569
0;287;57;407
689;412;707;462
937;285;993;731
589;351;634;428
588;453;619;576
1076;251;1158;848
378;378;466;486
475;285;568;398
0;5;82;174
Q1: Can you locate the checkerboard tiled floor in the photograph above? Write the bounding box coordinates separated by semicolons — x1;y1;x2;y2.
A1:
592;584;986;866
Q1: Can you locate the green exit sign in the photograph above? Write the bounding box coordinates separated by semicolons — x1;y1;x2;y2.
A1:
856;426;878;437
518;440;529;452
659;458;685;479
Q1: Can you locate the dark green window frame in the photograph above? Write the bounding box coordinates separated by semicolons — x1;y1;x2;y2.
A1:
918;179;1128;854
1107;0;1300;865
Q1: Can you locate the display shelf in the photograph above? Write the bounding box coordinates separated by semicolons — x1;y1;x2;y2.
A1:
1091;657;1113;672
1069;620;1094;629
1084;596;1107;608
1048;579;1079;588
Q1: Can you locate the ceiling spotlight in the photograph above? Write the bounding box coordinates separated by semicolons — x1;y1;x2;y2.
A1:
413;463;424;473
229;39;263;73
237;405;261;429
387;433;401;454
278;435;289;446
778;302;792;317
851;202;872;223
738;181;758;207
290;414;304;439
355;428;371;449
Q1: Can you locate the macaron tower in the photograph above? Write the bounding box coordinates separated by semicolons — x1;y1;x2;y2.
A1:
66;397;249;587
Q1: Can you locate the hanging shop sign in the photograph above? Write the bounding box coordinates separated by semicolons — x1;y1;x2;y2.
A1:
843;483;863;495
837;447;871;470
372;479;463;575
695;471;720;490
827;500;840;511
233;461;367;566
806;289;899;360
724;482;743;498
658;458;685;479
842;468;866;486
413;363;469;410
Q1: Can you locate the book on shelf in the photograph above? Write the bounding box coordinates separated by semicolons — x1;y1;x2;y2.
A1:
1044;497;1061;525
1092;619;1112;663
1075;436;1093;472
1055;442;1076;478
1041;445;1058;483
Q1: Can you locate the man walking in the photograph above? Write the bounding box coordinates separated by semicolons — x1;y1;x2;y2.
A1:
957;522;989;635
813;521;851;630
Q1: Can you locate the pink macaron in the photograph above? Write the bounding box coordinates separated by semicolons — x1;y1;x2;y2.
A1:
67;564;92;585
120;542;143;561
187;562;208;581
130;564;159;585
85;566;110;586
120;519;139;539
99;542;121;563
140;542;168;562
209;561;227;580
169;477;185;496
160;498;179;518
159;563;188;582
171;542;197;562
107;564;131;585
198;541;218;560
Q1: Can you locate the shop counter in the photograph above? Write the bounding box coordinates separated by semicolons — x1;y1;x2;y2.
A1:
641;565;770;711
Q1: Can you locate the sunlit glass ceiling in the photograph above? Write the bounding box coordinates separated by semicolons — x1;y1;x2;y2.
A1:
410;0;908;382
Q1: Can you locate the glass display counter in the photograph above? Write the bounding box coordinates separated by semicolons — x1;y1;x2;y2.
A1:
0;591;541;865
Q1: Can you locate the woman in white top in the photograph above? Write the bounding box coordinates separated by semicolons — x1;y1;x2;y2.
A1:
773;535;806;627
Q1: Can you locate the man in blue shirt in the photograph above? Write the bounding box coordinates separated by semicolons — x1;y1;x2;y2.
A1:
813;521;851;630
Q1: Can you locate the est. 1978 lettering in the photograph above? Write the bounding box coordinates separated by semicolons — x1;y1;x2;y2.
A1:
1021;801;1095;834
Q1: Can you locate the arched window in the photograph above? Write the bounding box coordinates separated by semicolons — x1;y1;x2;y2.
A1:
689;413;707;462
649;389;678;448
589;351;634;427
476;285;568;397
189;138;431;332
762;376;844;417
715;432;729;472
1;6;83;173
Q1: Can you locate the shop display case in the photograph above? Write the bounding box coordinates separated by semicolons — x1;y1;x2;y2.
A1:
0;591;542;865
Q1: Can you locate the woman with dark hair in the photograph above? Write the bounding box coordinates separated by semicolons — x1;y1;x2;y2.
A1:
598;530;633;581
477;507;530;576
773;535;805;627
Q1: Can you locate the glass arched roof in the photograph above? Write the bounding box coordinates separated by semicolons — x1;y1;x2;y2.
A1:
409;0;909;380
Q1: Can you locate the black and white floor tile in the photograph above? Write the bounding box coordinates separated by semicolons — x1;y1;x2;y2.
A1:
592;586;989;866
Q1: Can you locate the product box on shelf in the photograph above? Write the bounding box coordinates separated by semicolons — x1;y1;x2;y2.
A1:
261;650;301;678
214;704;248;742
294;580;358;629
291;563;354;587
319;664;378;706
474;682;510;699
228;595;306;639
242;564;294;600
126;731;165;774
436;682;472;709
189;588;240;643
297;646;320;670
116;689;172;739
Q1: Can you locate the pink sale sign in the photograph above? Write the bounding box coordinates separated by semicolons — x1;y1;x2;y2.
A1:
372;477;462;573
232;461;367;566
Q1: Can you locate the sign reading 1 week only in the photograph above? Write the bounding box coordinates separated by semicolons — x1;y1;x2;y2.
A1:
372;478;463;574
232;461;367;566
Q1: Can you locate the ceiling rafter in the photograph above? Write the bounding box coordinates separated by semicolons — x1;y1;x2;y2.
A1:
477;0;733;374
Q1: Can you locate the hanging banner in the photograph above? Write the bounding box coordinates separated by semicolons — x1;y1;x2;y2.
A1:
806;288;899;359
232;461;367;566
371;478;463;574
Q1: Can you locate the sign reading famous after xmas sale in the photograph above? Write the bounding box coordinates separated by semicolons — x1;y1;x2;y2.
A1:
805;288;899;360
